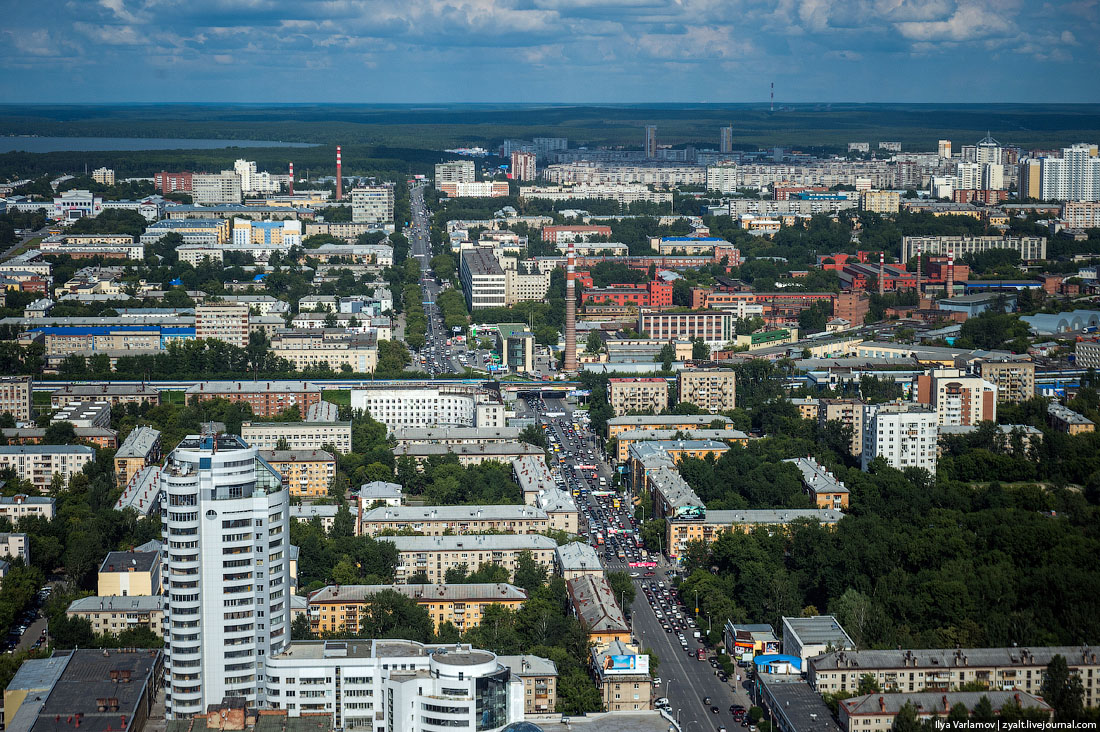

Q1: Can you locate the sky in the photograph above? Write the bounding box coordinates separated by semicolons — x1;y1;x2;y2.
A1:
0;0;1097;103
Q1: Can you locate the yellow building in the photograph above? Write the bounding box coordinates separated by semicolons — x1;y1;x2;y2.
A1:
614;428;748;463
66;595;163;637
859;190;900;214
1048;403;1095;435
791;398;821;421
97;550;161;596
783;457;850;511
307;583;527;634
666;508;843;559
113;427;161;490
259;449;336;498
677;368;736;412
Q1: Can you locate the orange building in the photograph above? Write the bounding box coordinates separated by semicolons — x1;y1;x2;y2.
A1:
186;380;321;418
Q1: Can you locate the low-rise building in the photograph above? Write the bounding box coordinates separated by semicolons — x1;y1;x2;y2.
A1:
360;505;549;537
0;533;29;564
186;380;321;418
50;383;160;408
639;310;734;348
241;420;352;453
756;673;842;732
0;445;95;491
0;494;55;523
606;414;735;440
380;534;557;584
1048;402;1095;434
782;615;855;666
811;646;1100;703
783;457;850;510
666;509;842;559
555;541;603;581
394;426;520;447
839;691;1051;731
613;428;748;464
723;621;780;663
259;449;336;498
307;583;527;634
592;640;652;712
98;550;161;596
289;502;339;532
497;655;558;715
50;400;112;429
113;427;162;489
357;480;404;508
393;441;543;468
65;595;164;638
567;574;631;649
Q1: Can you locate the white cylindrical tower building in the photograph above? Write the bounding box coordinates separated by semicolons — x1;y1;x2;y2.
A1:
161;433;291;718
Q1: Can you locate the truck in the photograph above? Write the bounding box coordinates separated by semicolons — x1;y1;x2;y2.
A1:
696;648;706;661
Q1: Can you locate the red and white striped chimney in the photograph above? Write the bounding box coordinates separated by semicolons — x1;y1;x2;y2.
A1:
336;146;343;200
564;241;577;373
878;251;885;295
288;162;294;196
915;243;921;295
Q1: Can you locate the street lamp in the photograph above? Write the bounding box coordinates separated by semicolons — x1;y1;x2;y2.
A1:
694;589;699;616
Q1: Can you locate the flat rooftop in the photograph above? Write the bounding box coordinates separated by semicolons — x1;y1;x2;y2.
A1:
99;550;158;574
308;583;526;604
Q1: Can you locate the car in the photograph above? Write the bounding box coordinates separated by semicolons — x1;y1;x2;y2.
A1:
629;572;640;578
653;678;661;686
718;727;727;732
654;697;670;709
711;707;721;715
703;697;711;705
729;706;739;715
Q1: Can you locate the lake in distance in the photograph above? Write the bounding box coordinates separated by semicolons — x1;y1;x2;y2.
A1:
0;137;319;153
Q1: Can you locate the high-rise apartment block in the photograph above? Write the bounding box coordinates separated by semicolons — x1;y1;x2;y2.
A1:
435;161;476;188
938;140;952;159
192;171;243;205
861;402;938;472
720;126;733;154
160;433;291;718
350;184;394;224
511;151;537;181
155;171;194;193
91;167;115;185
0;376;32;423
1040;144;1100;201
677;368;736;412
819;398;865;456
608;378;669;416
644;125;657;158
859;190;900;213
973;358;1035;404
195;303;250;348
915;368;996;426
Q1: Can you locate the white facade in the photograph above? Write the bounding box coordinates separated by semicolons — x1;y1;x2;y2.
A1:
350;386;504;433
861;402;938;473
160;434;291;718
264;640;525;731
192;172;243;205
351;185;395;224
435;161;476;187
1040;144;1100;201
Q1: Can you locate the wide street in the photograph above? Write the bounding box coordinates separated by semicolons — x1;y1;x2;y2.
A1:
531;394;754;732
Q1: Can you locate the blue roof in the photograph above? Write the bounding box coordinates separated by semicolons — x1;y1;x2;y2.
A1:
253;274;267;281
754;654;802;670
31;325;195;336
662;236;726;242
169;278;183;286
161;327;196;335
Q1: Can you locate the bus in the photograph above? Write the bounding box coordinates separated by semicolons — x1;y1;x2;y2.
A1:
596;532;605;545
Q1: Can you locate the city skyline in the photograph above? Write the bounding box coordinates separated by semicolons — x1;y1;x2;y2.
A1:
0;0;1096;103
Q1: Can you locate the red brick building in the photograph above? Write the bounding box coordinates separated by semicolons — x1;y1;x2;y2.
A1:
834;292;870;325
583;281;673;309
838;263;918;291
952;189;1012;205
154;171;193;193
542;225;612;244
186;380;322;418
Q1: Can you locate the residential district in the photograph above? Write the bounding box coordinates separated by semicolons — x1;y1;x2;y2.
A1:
0;129;1098;732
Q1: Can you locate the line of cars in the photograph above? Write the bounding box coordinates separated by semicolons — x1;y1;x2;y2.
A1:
4;585;50;654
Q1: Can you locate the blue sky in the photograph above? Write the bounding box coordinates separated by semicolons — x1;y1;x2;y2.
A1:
0;0;1096;102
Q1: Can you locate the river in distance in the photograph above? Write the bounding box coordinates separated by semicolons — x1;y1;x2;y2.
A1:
0;137;319;153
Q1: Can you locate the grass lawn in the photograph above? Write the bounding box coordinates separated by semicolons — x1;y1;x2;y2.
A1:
323;389;350;407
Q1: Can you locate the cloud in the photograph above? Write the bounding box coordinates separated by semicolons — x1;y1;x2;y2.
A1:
894;1;1016;41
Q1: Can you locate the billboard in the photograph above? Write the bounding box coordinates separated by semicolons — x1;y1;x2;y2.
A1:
607;655;636;670
673;505;706;520
765;641;780;654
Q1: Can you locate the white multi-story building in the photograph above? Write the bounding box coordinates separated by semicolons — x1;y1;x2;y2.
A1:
542;162;706;186
351;185;394;225
0;445;95;490
861;402;938;473
233;159;281;195
1040;144;1100;201
518;185;672;205
240;421;353;454
435;161;476;187
264;639;525;731
511;151;537;181
916;368;997;427
899;235;1047;264
460;246;507;310
195;303;250;348
350;385;504;433
159;433;291;718
192;171;243;205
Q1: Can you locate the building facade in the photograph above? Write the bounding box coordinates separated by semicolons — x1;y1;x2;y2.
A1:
350;185;394;224
608;378;670;416
0;376;32;423
186;381;321;418
677;368;736;412
259;449;336;498
915;368;997;426
0;445;95;490
241;421;352;453
195;303;250;348
861;402;938;472
381;535;557;584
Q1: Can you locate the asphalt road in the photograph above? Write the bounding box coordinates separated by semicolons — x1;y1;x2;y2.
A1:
533;394;754;732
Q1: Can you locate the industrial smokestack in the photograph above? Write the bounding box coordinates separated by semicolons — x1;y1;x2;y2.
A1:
878;251;885;295
915;243;921;295
336;146;343;200
288;162;294;196
946;253;954;299
564;241;577;373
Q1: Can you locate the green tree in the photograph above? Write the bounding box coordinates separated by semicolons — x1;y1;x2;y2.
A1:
291;613;314;640
586;330;603;354
1041;654;1085;722
691;338;710;360
518;425;547;449
43;421;78;445
331;504;356;538
514;551;547;593
857;674;881;695
891;701;922;732
607;571;636;609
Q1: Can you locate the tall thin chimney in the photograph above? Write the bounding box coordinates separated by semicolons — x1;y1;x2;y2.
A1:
878;251;885;295
336;146;343;200
946;253;954;299
288;162;294;196
915;243;921;295
564;241;577;372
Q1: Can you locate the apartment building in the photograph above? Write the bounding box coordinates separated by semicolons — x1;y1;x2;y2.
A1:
0;445;95;491
861;402;938;472
113;427;162;489
1048;402;1095;434
231;218;302;247
350;384;504;432
811;646;1100;707
665;509;842;560
0;533;29;564
66;595;164;637
263;639;534;731
50;384;160;408
350;184;394;224
359;505;549;537
394;442;542;469
606;414;735;440
677;368;736;412
1063;200;1100;229
900;235;1047;264
459;246;507;309
185;380;321;418
555;542;603;581
520;184;672;205
859;190;900;214
195;302;250;348
497;655;558;715
542;225;612;243
259;449;336;498
915;368;997;426
608;378;669;416
0;377;32;423
241;420;352;453
269;331;379;373
192;171;243;205
566;574;631;649
98;550;161;596
613;428;748;463
638;310;734;348
783;615;856;666
511;151;537;181
818;399;865;457
1077;340;1100;369
381;534;557;584
0;494;55;523
592;640;653;712
973;357;1035;404
839;691;1051;731
307;583;527;634
435;160;476;187
783;457;849;510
